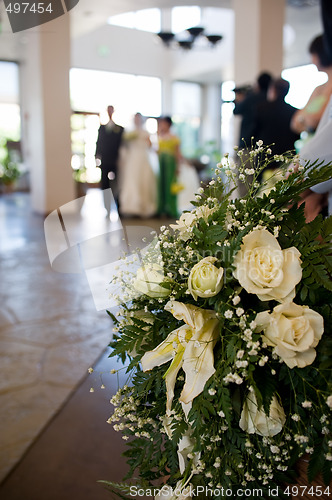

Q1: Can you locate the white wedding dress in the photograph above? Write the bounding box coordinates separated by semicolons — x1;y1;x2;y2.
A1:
119;130;157;217
177;161;201;213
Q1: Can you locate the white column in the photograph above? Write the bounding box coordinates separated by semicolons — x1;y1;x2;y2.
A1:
20;14;75;214
201;83;222;151
159;7;174;116
233;0;285;85
161;78;173;116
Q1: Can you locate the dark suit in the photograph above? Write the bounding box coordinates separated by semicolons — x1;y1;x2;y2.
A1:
321;0;332;61
252;98;300;159
233;90;268;147
96;122;124;211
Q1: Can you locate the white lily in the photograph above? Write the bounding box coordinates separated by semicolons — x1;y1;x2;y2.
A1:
141;301;220;413
155;480;193;499
162;402;200;474
169;212;197;241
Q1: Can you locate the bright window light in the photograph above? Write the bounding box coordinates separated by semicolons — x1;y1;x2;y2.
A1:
107;9;161;33
171;6;201;33
135;9;161;32
70;69;162;184
0;61;19;103
173;81;201;117
70;68;161;125
0;104;21;141
222;80;235;102
0;61;20;141
282;64;328;109
107;11;135;29
135;76;162;117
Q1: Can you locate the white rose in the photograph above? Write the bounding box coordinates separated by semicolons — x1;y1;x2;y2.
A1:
239;392;286;437
233;229;302;302
188;257;223;300
326;395;332;409
255;302;324;368
133;264;171;298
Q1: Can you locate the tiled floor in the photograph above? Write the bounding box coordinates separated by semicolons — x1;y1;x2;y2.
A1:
0;190;168;486
0;347;134;500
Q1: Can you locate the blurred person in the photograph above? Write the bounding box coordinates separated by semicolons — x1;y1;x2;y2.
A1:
297;91;332;222
291;35;332;135
233;72;272;148
294;5;332;223
95;105;124;217
252;78;300;161
177;159;200;213
119;113;157;218
321;0;332;60
157;116;181;218
250;78;299;195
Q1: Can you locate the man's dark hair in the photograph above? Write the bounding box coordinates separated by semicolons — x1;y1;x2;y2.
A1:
270;78;290;99
309;34;332;68
257;72;272;92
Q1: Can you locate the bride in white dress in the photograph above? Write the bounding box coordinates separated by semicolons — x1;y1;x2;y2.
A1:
119;113;157;217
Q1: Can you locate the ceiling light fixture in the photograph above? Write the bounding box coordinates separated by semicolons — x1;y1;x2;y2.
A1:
157;26;223;50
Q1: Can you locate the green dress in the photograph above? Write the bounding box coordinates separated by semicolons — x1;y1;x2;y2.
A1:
157;135;180;218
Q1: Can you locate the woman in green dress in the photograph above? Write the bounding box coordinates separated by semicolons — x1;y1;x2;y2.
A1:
157;116;181;218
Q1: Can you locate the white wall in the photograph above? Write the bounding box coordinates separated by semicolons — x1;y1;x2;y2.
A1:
71;24;172;78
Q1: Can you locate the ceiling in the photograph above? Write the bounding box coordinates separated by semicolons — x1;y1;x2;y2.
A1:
0;0;323;78
70;0;323;77
71;1;232;38
70;0;321;45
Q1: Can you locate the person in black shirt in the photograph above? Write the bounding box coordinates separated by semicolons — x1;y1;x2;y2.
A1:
252;78;299;159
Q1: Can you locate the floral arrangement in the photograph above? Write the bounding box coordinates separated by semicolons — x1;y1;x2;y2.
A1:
101;144;332;499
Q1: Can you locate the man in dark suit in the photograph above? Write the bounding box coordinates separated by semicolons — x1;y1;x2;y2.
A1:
95;105;124;217
233;72;272;148
252;78;300;164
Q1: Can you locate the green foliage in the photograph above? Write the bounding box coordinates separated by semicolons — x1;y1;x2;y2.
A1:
307;445;326;483
0;141;21;185
98;480;135;499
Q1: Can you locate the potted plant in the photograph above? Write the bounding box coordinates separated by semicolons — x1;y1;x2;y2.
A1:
0;142;21;193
